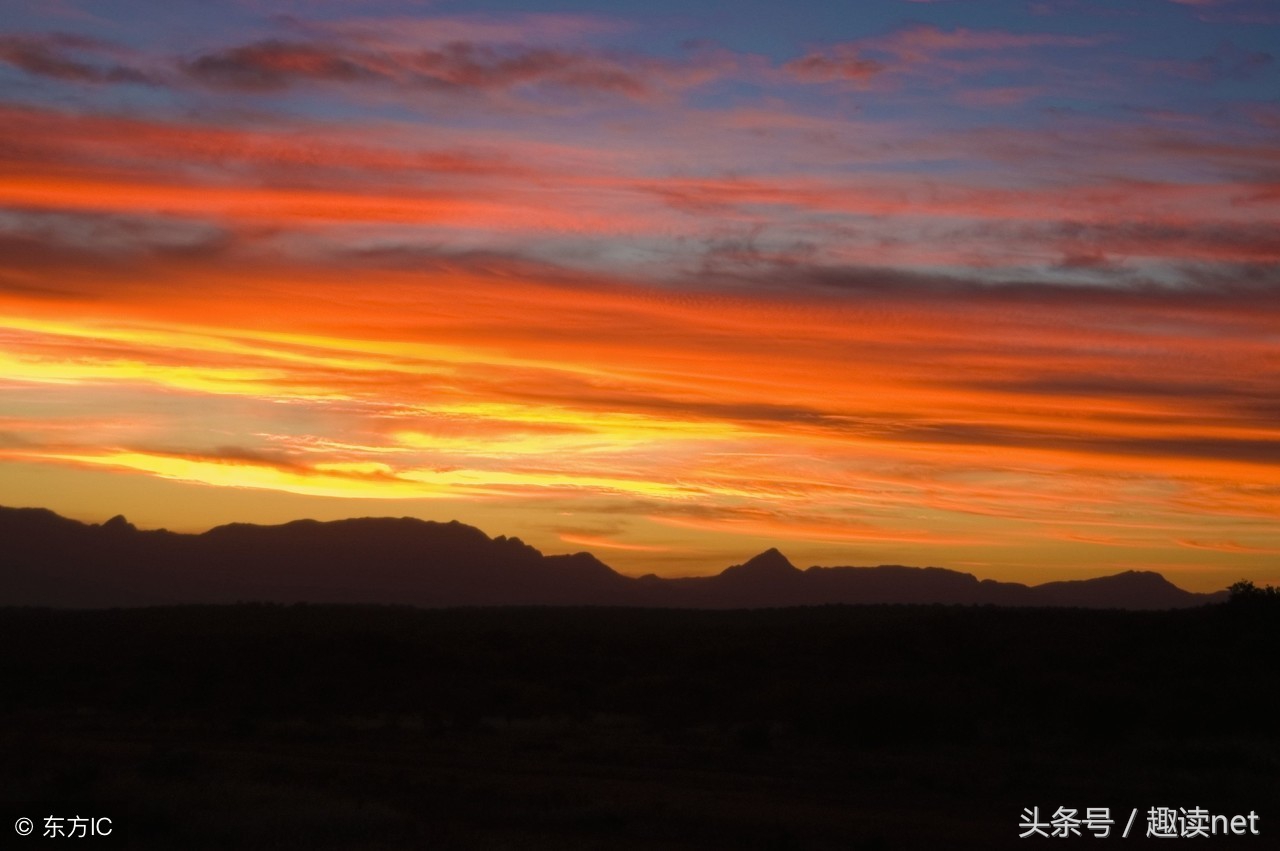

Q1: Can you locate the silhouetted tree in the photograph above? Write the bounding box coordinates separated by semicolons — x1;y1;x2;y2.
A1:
1228;579;1280;610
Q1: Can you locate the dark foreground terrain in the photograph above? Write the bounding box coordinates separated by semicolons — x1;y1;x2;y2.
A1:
2;602;1276;849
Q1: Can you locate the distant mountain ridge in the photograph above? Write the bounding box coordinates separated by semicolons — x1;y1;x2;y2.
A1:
0;506;1227;610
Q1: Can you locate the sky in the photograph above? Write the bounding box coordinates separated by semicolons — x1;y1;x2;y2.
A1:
0;0;1277;590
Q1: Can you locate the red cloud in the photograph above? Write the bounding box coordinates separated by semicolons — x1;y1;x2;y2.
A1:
788;24;1109;86
180;35;729;101
785;48;884;83
0;33;154;85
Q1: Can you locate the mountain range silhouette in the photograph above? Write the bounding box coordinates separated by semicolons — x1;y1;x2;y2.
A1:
1;506;1226;609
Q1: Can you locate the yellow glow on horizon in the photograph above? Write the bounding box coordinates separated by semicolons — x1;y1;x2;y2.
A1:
13;451;448;500
558;534;673;553
1;446;749;504
0;351;290;396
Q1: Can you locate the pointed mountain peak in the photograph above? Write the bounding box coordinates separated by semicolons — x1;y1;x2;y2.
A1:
750;547;794;567
722;547;799;578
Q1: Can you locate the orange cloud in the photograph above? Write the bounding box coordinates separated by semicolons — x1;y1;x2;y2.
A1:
2;245;1276;583
1175;538;1280;555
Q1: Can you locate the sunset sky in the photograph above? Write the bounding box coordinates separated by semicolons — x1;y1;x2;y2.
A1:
1;0;1277;589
